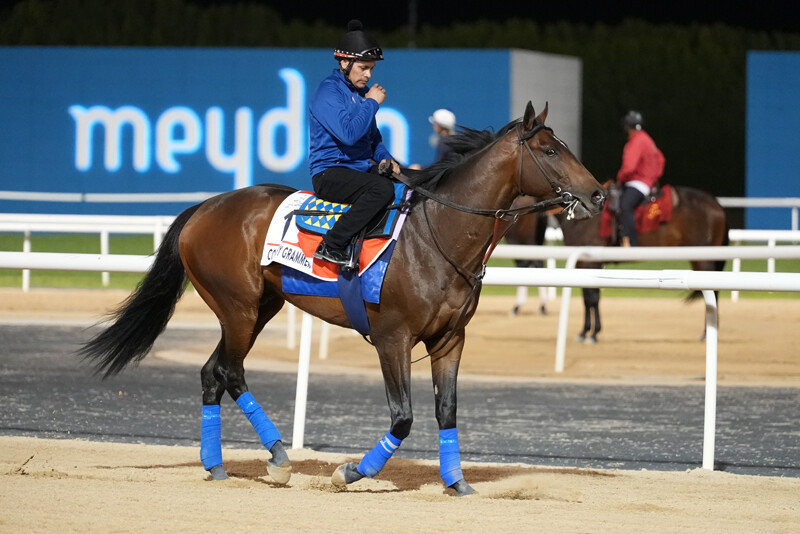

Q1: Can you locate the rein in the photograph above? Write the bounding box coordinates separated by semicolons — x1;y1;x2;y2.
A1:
404;121;578;363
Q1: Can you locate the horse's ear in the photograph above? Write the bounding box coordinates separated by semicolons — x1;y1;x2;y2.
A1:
536;102;549;124
523;101;536;130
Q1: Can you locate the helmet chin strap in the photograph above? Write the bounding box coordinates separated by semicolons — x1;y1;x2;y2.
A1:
341;59;355;77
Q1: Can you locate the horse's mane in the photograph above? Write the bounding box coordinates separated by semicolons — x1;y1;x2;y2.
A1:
402;118;523;201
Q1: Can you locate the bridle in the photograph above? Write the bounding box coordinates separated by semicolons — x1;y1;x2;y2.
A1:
400;119;583;362
397;121;581;223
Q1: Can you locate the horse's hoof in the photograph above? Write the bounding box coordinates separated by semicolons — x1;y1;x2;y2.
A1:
267;458;292;484
208;464;228;481
587;336;598;344
267;441;292;484
575;334;586;343
539;305;547;316
331;462;364;487
448;479;476;497
511;306;520;316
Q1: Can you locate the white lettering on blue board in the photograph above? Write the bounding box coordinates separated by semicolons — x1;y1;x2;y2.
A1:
68;67;410;189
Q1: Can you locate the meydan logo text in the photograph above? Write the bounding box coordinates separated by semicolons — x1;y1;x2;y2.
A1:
68;68;410;190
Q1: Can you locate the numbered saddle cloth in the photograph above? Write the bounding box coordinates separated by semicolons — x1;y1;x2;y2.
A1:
260;184;412;303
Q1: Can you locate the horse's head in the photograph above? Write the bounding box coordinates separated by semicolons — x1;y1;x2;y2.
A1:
515;101;605;219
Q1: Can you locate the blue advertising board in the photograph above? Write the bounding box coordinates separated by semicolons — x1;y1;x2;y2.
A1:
0;47;515;215
746;52;800;229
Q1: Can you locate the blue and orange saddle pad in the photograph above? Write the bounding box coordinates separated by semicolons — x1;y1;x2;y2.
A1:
260;183;411;303
599;184;674;238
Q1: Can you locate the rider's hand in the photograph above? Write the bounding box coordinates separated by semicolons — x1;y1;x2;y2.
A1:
378;159;400;177
366;84;387;104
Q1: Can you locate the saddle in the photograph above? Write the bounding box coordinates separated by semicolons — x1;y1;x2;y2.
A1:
600;183;675;242
262;183;413;337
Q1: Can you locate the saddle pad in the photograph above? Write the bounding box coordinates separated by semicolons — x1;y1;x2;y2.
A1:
295;182;408;238
261;189;412;302
599;184;674;238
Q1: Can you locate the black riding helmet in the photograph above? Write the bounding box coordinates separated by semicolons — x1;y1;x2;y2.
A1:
622;110;644;130
334;20;383;75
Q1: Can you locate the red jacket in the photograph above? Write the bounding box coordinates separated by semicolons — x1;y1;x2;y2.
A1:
616;130;665;188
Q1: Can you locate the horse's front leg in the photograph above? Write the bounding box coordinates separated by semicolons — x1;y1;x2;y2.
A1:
429;330;475;496
332;336;413;488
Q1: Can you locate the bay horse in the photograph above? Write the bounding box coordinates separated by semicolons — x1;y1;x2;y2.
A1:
510;185;728;343
79;102;605;496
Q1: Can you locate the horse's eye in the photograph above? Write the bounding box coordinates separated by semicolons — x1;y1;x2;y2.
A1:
545;147;557;157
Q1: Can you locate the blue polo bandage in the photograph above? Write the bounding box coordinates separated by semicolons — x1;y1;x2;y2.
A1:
357;432;402;478
439;428;464;487
236;392;282;450
200;404;223;470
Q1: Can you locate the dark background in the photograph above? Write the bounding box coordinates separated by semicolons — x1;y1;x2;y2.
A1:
2;0;799;228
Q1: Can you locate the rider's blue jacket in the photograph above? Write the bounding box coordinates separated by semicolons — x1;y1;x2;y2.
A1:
308;68;394;177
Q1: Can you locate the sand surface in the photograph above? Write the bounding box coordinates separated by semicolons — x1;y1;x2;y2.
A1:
1;288;798;532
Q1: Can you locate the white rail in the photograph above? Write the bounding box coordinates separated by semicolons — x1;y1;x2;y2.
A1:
0;250;798;473
0;214;171;290
493;244;800;374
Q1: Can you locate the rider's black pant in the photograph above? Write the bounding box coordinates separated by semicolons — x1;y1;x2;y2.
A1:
312;166;395;251
619;186;645;246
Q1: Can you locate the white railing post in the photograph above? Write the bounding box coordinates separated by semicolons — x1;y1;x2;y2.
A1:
318;321;330;360
22;230;31;292
554;250;582;373
100;229;110;287
291;311;314;450
702;290;719;471
731;241;741;303
768;238;776;273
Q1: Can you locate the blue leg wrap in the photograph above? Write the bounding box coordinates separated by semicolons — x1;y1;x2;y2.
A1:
200;404;223;470
236;392;282;450
439;428;464;487
357;432;402;478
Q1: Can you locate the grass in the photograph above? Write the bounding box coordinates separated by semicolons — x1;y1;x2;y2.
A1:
1;233;797;299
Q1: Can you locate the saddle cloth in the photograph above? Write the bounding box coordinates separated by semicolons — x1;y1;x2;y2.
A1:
599;184;674;238
260;186;412;303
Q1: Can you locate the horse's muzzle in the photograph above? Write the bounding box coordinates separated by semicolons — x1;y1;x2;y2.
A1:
569;188;605;220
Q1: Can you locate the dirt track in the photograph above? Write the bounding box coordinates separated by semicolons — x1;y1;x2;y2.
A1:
1;289;798;532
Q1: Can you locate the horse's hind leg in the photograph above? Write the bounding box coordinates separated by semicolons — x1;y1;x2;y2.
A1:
586;288;601;343
575;288;601;343
200;340;229;480
199;291;291;483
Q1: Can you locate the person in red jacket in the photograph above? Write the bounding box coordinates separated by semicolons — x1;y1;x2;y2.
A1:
616;110;665;246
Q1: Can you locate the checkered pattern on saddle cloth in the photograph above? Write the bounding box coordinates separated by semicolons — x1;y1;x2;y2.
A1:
599;184;674;238
295;183;408;239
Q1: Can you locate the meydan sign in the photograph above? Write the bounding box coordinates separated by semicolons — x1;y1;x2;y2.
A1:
0;47;582;215
68;68;410;190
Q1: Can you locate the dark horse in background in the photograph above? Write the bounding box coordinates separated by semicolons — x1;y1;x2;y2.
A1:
504;202;550;315
507;185;728;343
79;102;605;496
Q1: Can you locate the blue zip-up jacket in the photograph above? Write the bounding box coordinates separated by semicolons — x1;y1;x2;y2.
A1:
308;68;394;177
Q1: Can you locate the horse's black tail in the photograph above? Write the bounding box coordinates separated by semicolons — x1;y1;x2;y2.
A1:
79;204;201;378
